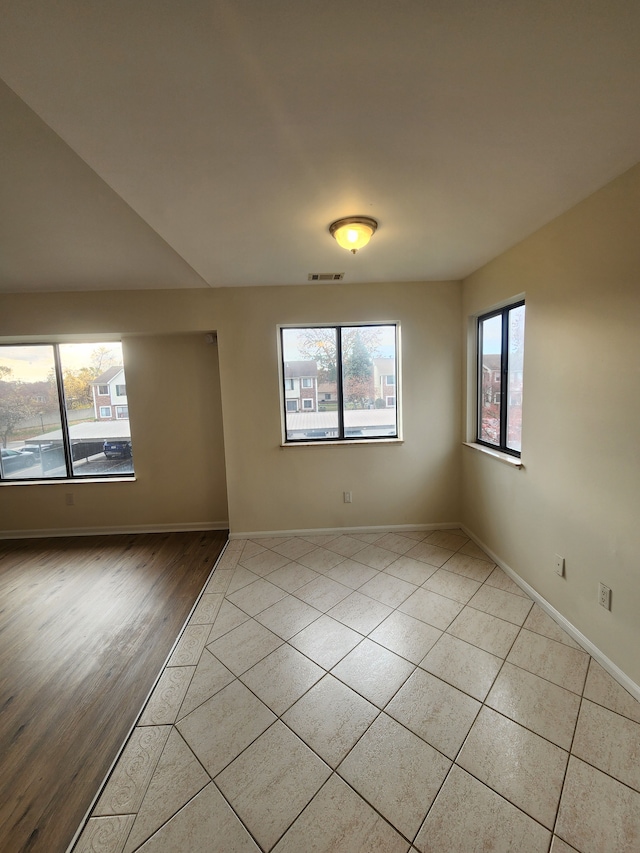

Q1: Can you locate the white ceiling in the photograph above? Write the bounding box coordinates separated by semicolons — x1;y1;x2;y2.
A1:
1;0;639;292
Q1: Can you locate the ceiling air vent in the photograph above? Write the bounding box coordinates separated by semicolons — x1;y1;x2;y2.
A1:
307;272;344;282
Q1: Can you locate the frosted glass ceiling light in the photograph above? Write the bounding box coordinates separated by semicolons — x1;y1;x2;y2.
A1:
329;216;378;254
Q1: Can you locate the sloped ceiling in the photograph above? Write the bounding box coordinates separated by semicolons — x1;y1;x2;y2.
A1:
0;0;639;292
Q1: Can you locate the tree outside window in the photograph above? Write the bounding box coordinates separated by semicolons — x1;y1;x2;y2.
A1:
280;325;398;442
0;342;134;480
477;302;525;455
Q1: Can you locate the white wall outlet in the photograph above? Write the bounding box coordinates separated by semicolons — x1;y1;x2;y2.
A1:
554;554;565;576
343;491;352;504
598;582;611;610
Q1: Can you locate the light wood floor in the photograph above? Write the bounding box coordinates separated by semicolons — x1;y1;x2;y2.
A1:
0;530;228;853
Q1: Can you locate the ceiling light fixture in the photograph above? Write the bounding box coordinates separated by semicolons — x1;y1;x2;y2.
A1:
329;216;378;254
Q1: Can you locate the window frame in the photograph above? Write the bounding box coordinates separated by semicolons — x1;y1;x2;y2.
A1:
279;323;400;445
476;300;525;457
0;341;134;483
99;406;112;418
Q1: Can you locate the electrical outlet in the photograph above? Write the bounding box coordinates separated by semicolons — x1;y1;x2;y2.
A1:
343;491;352;504
554;554;565;577
598;583;611;610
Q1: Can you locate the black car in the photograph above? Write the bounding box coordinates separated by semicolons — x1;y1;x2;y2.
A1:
103;440;132;459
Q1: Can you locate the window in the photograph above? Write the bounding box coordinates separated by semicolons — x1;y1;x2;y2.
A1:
301;378;313;388
0;342;134;481
98;384;109;395
385;375;395;386
115;406;129;419
477;302;525;455
115;384;126;397
285;378;294;391
280;324;399;442
286;400;298;412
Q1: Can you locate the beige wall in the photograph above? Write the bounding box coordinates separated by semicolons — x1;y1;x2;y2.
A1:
461;163;640;684
0;304;229;532
2;162;637;684
0;279;462;537
217;280;462;534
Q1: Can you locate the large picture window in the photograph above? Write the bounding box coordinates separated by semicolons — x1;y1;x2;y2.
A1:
280;324;399;442
0;342;134;481
477;302;525;455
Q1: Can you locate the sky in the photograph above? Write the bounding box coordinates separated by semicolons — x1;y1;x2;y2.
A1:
282;325;397;361
481;305;525;355
0;343;122;382
482;314;502;355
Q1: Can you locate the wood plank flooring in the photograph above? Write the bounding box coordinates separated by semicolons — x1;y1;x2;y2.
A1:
0;530;228;853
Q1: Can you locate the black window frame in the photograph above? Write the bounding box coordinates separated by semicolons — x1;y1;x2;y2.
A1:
476;301;525;457
0;341;135;483
280;323;399;444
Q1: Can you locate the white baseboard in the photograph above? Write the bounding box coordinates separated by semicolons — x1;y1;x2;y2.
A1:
230;521;464;540
461;525;640;703
0;521;229;540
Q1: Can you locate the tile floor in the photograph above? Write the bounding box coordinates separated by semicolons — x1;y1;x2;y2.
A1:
71;529;640;853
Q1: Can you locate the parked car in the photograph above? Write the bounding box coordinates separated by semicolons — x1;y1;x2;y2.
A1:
1;447;38;472
22;443;54;462
303;429;330;438
103;440;132;459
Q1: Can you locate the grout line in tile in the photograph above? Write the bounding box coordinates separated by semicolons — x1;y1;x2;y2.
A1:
330;649;416;710
447;760;558;845
210;775;271;853
68;545;232;849
122;728;217;853
550;689;585;844
411;759;457;848
475;702;572;757
70;536;640;853
503;654;586;697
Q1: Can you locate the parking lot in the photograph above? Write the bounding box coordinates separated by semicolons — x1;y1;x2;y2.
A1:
2;447;134;479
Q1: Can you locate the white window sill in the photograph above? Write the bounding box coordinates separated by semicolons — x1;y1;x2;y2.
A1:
0;477;136;487
463;442;523;468
281;438;404;448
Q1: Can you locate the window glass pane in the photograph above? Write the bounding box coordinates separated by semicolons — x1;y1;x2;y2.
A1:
59;343;134;476
506;304;525;452
282;328;337;440
0;345;65;479
479;314;502;446
343;326;397;438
